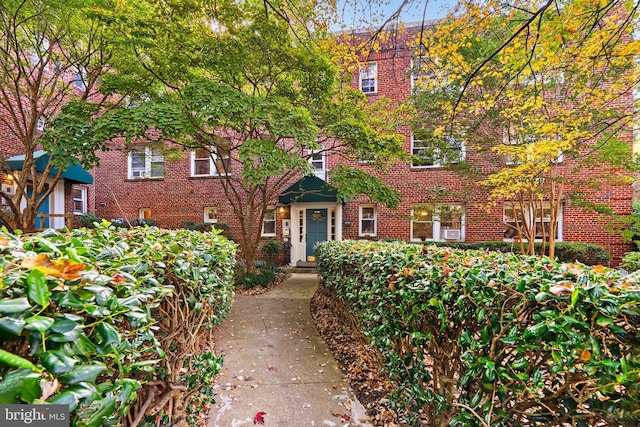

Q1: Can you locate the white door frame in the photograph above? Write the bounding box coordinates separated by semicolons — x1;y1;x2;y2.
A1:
289;202;342;265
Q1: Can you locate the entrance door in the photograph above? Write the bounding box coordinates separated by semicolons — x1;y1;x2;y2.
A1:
27;184;50;229
306;208;328;260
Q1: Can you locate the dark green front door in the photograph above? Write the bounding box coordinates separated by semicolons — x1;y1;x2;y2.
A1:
306;208;328;260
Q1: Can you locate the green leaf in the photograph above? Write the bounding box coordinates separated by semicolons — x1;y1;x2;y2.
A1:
97;322;121;346
0;317;26;335
51;318;79;333
0;297;31;314
27;269;51;307
24;315;54;332
41;350;77;375
0;349;39;371
85;396;117;427
0;369;41;403
59;363;106;385
49;390;79;411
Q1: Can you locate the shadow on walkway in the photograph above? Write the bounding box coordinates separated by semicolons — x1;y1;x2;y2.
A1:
208;273;371;426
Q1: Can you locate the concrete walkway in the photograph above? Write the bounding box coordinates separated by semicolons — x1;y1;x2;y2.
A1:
208;273;371;427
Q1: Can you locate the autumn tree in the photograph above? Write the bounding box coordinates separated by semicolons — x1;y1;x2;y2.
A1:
91;0;406;273
411;0;639;258
0;0;141;231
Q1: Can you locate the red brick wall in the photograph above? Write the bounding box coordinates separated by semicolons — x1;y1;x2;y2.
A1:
90;24;634;266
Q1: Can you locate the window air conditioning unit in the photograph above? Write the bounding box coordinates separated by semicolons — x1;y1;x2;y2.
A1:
443;229;461;240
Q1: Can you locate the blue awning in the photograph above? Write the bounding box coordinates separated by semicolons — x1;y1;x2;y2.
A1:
6;150;93;184
278;175;338;204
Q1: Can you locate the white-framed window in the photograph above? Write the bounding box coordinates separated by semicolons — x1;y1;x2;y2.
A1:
30;37;49;66
411;132;465;168
359;206;377;236
36;116;46;131
411;204;464;242
359;63;377;94
139;208;152;220
262;208;276;236
309;147;326;180
204;207;218;223
72;186;87;214
191;141;231;177
71;67;87;90
504;202;562;241
411;55;433;92
129;147;164;179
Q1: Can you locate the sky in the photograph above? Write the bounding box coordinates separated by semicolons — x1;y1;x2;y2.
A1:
334;0;458;29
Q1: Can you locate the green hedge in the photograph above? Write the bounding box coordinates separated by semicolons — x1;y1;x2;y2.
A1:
0;223;236;426
316;240;640;426
393;240;610;266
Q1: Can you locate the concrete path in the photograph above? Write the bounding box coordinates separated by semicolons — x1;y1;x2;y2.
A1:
208;273;371;427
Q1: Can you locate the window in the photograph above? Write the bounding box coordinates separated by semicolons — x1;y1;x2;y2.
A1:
204;207;217;223
411;56;434;92
139;208;152;219
72;186;87;214
72;67;87;90
411;204;464;242
359;206;377;236
412;132;465;168
309;148;325;180
504;202;562;241
262;208;276;236
192;141;231;176
30;37;49;66
359;63;377;94
129;147;164;179
36;116;46;131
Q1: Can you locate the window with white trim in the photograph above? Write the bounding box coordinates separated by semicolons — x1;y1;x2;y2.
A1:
359;63;377;94
72;67;87;90
262;208;276;236
504;202;562;241
72;186;87;214
309;147;325;180
359;206;377;236
411;131;465;168
192;140;231;176
129;147;164;179
139;208;152;220
411;204;464;242
411;56;434;92
30;37;49;66
36;116;46;131
204;207;218;223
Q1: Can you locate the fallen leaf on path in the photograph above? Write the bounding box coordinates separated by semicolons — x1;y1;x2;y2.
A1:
254;412;266;425
267;365;278;371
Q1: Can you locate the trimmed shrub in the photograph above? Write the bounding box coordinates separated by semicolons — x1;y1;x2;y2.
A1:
398;240;610;266
316;240;640;427
0;223;236;426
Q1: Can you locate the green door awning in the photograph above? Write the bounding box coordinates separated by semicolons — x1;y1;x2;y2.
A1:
278;175;338;204
6;150;93;184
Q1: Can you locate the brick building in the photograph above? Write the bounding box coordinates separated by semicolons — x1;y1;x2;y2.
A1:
90;22;634;266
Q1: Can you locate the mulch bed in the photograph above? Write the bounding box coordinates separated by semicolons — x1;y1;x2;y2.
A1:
310;285;403;426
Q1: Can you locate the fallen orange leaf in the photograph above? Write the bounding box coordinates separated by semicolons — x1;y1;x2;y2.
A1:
579;348;591;362
22;254;85;280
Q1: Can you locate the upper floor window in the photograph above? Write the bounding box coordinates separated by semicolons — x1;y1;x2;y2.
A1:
72;186;87;214
29;37;49;66
411;204;464;242
359;206;377;237
262;208;276;236
309;147;326;180
411;56;433;92
192;139;232;176
411;131;465;168
72;67;87;90
359;63;377;94
129;147;164;179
